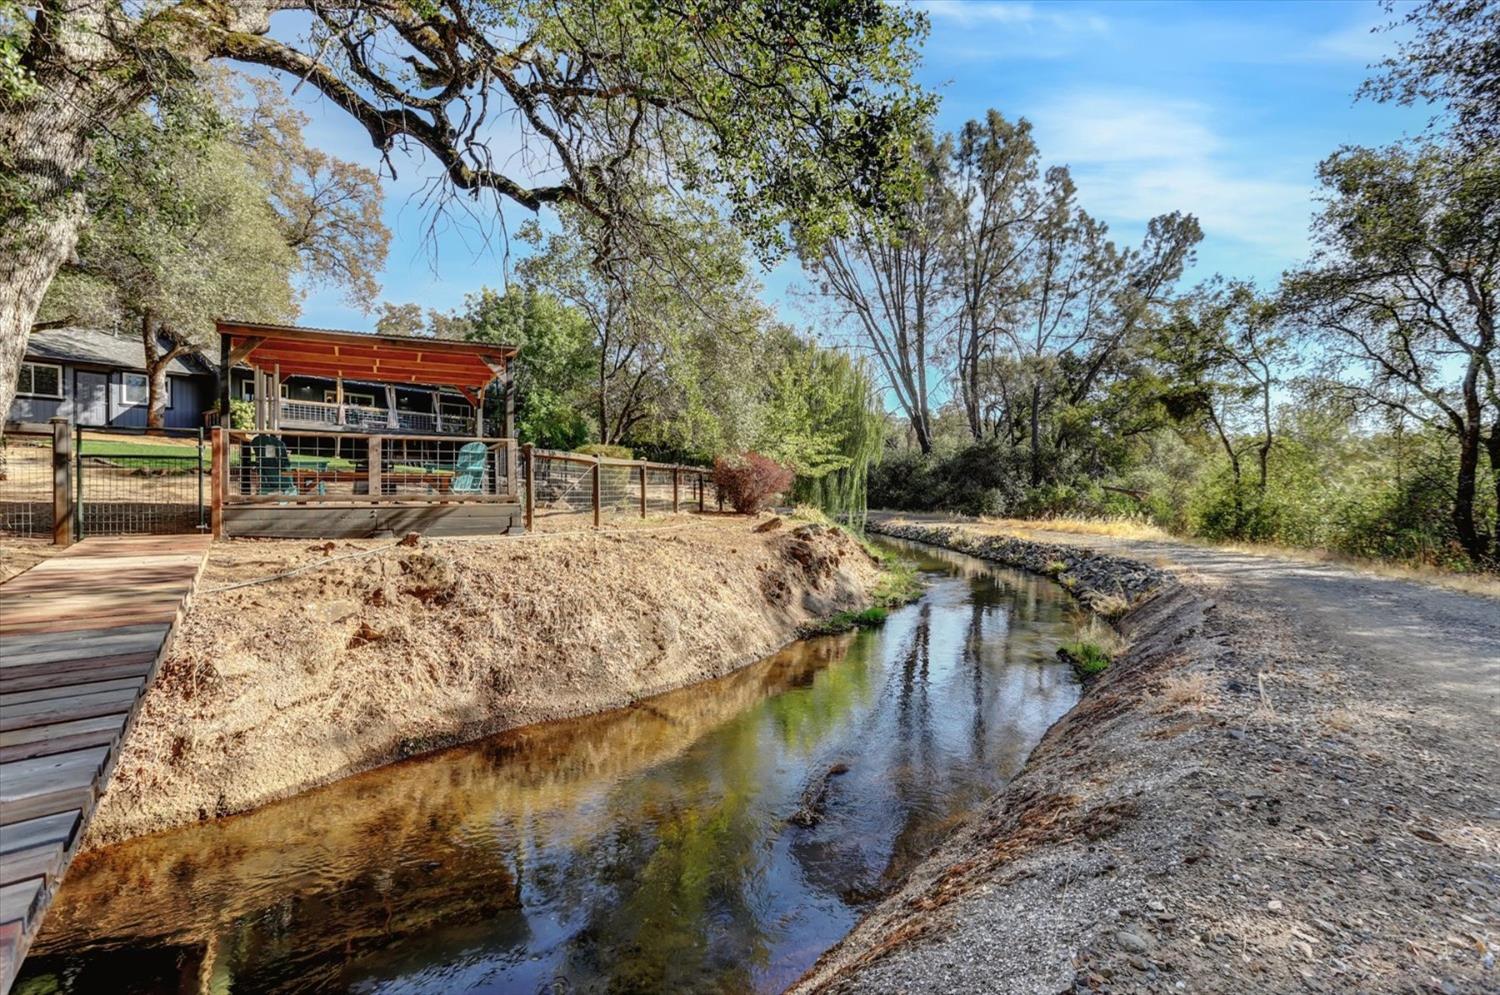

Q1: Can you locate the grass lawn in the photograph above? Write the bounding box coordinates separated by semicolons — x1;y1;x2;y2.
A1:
79;439;207;469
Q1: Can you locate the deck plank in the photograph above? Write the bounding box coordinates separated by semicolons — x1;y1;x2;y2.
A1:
0;535;207;994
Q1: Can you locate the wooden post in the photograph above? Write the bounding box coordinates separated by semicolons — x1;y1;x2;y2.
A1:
592;455;602;528
209;427;224;538
698;471;705;513
672;466;680;513
218;333;232;429
522;443;535;530
368;436;382;499
505;439;518;498
271;363;281;430
51;417;73;546
639;461;647;518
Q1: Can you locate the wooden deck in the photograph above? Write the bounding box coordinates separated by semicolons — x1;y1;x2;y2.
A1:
0;534;211;994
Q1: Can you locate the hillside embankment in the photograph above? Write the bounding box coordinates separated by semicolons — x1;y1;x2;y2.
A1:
85;515;881;847
794;517;1498;995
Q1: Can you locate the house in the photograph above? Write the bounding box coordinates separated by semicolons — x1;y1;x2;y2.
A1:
8;326;217;430
218;320;517;438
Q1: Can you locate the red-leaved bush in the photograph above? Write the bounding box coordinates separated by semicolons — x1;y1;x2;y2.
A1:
712;451;795;514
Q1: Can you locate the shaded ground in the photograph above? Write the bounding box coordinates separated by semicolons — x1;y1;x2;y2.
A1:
85;513;880;847
794;516;1499;994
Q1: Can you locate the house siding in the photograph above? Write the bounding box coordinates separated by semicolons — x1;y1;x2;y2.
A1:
7;362;215;430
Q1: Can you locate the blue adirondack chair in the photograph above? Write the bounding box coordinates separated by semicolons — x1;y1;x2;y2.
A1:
248;434;299;496
449;442;490;495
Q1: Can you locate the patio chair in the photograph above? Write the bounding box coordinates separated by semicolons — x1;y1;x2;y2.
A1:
249;434;298;496
449;442;490;495
249;434;324;497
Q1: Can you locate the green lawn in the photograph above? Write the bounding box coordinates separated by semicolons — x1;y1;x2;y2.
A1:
79;439;207;469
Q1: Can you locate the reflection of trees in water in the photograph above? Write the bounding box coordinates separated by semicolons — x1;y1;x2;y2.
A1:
20;840;524;995
547;709;771;994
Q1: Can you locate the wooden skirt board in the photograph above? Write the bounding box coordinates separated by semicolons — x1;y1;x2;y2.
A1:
0;534;210;994
223;502;525;538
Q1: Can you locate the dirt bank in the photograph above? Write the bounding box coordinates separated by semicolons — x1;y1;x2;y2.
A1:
795;518;1497;995
85;515;880;848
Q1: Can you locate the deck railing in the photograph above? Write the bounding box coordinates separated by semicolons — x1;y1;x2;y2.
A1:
217;429;517;512
274;398;476;436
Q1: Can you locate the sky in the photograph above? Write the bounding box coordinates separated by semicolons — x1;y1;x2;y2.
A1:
284;0;1431;332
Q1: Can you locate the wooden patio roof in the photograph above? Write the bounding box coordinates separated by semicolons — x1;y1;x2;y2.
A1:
216;320;518;392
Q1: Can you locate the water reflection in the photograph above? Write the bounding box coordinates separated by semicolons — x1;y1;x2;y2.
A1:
18;539;1079;995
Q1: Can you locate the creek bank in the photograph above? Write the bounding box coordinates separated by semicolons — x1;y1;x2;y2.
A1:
85;517;881;848
799;519;1496;994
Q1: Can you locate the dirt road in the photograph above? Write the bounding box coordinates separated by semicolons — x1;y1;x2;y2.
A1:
1014;525;1499;732
798;517;1499;994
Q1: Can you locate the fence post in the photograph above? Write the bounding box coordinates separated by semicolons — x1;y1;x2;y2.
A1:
51;417;73;546
698;471;705;513
210;427;224;538
368;436;382;500
639;460;647;518
592;455;602;527
522;444;535;530
672;466;680;514
197;428;205;531
505;438;518;499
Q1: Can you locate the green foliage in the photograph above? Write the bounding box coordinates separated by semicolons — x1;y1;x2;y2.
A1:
576;443;633;460
801;605;889;637
1059;640;1111;677
761;338;886;527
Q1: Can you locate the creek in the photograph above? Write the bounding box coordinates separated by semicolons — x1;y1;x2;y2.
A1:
17;538;1080;995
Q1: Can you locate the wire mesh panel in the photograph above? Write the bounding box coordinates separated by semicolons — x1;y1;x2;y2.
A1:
77;430;206;536
528;454;597;517
226;432;370;500
0;431;54;538
525;450;716;523
224;432;512;502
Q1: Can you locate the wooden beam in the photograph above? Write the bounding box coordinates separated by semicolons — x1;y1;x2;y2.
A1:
225;336;264;369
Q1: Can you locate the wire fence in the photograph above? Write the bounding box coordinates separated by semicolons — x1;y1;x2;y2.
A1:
0;429;54;538
223;430;515;503
524;448;718;525
76;427;206;537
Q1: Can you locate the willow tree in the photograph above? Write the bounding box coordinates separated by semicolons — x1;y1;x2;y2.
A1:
0;0;932;421
760;337;885;527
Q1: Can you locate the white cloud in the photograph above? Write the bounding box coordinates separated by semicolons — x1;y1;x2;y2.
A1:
1309;17;1392;64
1030;92;1312;261
917;1;1108;34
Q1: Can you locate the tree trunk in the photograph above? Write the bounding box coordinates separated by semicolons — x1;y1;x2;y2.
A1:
1028;381;1042;487
0;128;93;430
1451;360;1489;563
0;1;141;431
1485;423;1500;563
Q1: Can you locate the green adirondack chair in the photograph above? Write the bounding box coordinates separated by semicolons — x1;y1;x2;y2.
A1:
249;434;299;496
449;442;490;495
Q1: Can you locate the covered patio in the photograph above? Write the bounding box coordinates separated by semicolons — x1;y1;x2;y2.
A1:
217;321;518;437
211;322;525;538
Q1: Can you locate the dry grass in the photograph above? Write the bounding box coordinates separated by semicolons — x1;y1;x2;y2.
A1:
978;514;1173;540
1152;672;1215;712
87;514;882;847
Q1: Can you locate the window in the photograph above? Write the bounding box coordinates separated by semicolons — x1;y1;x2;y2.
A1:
325;389;376;407
17;362;62;398
121;373;149;405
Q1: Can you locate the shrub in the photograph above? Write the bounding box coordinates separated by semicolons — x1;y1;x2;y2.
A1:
575;442;633;460
713;451;794;513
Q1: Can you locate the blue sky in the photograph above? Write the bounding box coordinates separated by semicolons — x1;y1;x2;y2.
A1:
287;0;1430;331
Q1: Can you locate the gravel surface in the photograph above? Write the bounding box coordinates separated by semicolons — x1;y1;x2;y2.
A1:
792;517;1499;995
